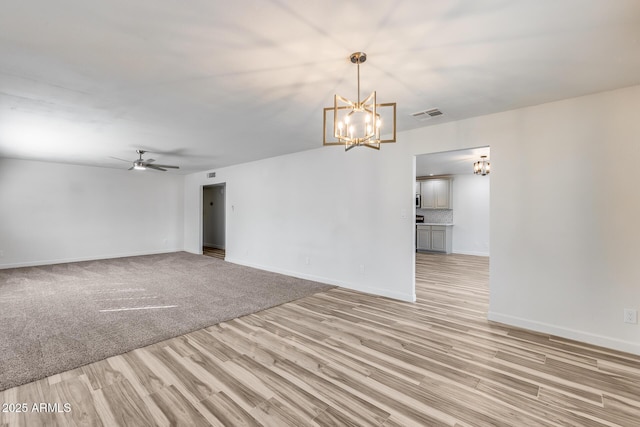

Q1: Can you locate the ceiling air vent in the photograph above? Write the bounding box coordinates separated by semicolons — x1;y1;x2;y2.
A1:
411;108;443;121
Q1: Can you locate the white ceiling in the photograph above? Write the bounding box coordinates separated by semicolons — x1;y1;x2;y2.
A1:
1;1;640;173
416;146;490;177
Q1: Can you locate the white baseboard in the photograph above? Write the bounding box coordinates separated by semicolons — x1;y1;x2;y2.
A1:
452;250;490;257
224;257;416;303
488;311;640;356
0;248;182;269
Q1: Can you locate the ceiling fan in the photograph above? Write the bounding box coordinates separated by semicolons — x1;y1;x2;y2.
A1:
112;150;180;172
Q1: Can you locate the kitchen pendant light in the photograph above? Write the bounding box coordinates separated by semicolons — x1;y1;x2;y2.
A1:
474;156;490;176
323;52;396;151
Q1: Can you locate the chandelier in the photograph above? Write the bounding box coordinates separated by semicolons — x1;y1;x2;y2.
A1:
474;156;490;175
323;52;396;151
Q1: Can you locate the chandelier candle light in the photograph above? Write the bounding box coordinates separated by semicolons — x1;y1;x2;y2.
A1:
323;52;396;151
474;156;490;175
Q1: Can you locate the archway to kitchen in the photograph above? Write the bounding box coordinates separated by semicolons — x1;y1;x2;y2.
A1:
413;146;490;300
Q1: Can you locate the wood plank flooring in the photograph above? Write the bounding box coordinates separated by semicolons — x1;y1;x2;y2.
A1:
203;247;226;260
2;253;639;426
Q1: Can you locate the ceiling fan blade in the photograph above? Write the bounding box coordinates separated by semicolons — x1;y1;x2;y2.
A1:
109;156;133;163
128;166;134;170
146;159;156;163
151;164;179;169
146;164;167;171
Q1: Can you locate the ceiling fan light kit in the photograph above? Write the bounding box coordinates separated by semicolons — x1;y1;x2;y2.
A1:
323;52;396;151
133;158;146;170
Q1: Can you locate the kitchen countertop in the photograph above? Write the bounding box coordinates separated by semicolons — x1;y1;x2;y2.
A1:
416;223;454;226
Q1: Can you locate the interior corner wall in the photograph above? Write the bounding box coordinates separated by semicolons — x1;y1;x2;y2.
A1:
0;158;184;268
451;174;490;256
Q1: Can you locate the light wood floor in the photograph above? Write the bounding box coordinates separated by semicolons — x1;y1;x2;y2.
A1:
203;247;226;260
2;253;639;426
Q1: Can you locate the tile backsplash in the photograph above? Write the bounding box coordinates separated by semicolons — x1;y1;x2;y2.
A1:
416;209;453;223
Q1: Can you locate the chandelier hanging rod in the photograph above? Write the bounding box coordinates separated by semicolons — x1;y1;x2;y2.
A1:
352;52;365;106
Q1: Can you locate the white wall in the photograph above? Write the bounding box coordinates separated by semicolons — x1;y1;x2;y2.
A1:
184;146;418;302
0;158;184;268
451;174;490;256
407;85;640;355
184;84;640;355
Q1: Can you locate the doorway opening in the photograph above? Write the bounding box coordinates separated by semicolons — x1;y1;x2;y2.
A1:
414;146;490;298
202;183;226;260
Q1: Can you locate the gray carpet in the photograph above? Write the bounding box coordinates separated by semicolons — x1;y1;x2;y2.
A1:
0;252;334;391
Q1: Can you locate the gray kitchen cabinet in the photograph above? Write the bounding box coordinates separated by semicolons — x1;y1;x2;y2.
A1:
419;178;452;209
416;225;431;250
416;224;452;253
430;226;448;252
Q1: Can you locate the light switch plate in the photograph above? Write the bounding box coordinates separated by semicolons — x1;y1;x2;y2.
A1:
624;309;637;324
